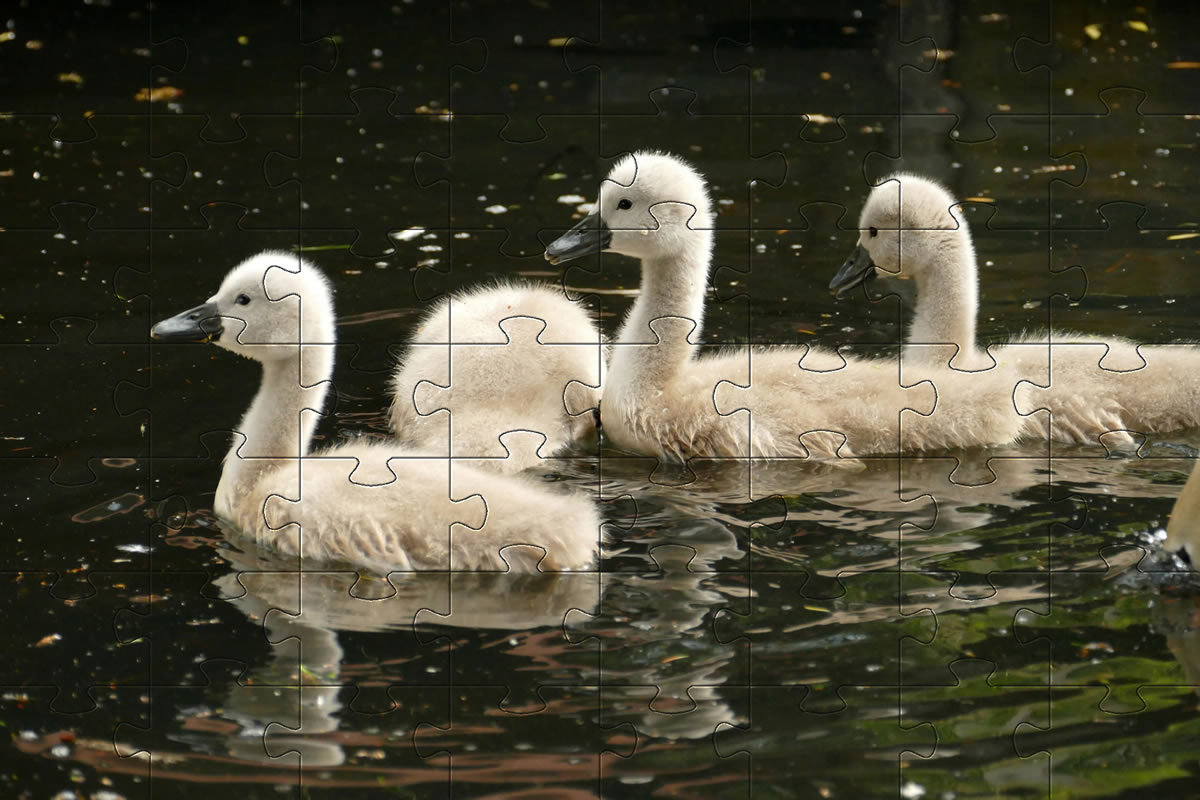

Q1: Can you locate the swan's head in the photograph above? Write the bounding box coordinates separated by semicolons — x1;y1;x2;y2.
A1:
545;151;714;265
829;174;963;297
151;251;336;361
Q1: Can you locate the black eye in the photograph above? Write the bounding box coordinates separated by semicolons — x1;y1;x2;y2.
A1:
617;198;632;210
869;227;878;238
236;294;251;305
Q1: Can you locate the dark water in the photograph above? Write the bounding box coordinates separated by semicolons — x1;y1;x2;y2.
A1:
4;0;1200;797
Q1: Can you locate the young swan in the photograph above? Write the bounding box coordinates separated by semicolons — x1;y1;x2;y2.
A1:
389;282;604;473
833;175;1200;445
150;251;599;572
544;153;1025;461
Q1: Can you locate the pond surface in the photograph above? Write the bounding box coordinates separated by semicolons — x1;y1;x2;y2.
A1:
4;0;1200;798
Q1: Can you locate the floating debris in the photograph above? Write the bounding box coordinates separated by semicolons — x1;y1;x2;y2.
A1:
135;86;183;103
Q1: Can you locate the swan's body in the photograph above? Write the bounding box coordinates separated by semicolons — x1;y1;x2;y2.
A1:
545;153;1022;461
151;252;599;572
389;282;603;472
831;174;1200;447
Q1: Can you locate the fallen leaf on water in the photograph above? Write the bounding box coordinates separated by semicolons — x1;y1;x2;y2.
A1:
964;196;996;203
36;634;62;647
1084;23;1102;40
1124;20;1150;32
806;113;836;125
0;32;15;43
1167;232;1200;240
1167;61;1200;69
58;72;84;85
135;86;183;102
548;37;569;47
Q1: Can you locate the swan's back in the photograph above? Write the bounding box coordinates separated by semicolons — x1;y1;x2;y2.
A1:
229;440;601;572
390;283;603;471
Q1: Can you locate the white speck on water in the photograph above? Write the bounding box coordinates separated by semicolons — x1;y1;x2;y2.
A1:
391;227;425;241
556;194;585;204
901;782;926;799
484;204;508;214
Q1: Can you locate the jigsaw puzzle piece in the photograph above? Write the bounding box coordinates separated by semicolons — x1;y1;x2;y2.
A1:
714;685;937;797
1049;202;1198;341
414;685;635;796
571;3;749;115
897;457;1083;573
1050;88;1200;229
714;1;927;118
391;290;604;466
899;659;1050;796
746;114;897;230
0;455;163;575
264;684;450;789
0;571;150;714
898;571;1054;688
449;2;600;141
714;343;936;459
0;3;154;143
1010;568;1198;711
300;0;457;115
566;544;748;708
412;115;601;256
1015;7;1197;116
112;661;305;790
899;3;1051;141
1017;343;1200;458
900;342;1052;479
113;570;302;688
5;686;149;798
149;4;333;141
1;204;151;345
714;570;937;687
263;88;451;252
413;570;600;709
1;114;183;231
149;115;300;230
1;318;148;485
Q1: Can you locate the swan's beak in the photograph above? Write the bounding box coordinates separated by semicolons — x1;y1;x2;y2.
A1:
544;211;612;265
151;302;224;343
829;243;877;297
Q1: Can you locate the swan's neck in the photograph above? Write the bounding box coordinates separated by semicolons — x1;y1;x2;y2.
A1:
907;231;979;363
611;238;712;387
215;345;332;514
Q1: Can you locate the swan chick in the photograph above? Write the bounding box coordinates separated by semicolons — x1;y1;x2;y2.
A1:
150;251;600;572
544;153;1024;461
836;175;1200;447
389;281;604;473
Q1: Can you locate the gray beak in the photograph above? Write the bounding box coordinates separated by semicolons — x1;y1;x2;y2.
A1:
828;242;878;297
544;211;612;265
151;301;224;342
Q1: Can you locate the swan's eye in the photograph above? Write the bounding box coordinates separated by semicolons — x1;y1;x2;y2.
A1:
236;294;251;306
869;227;878;238
617;198;633;210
